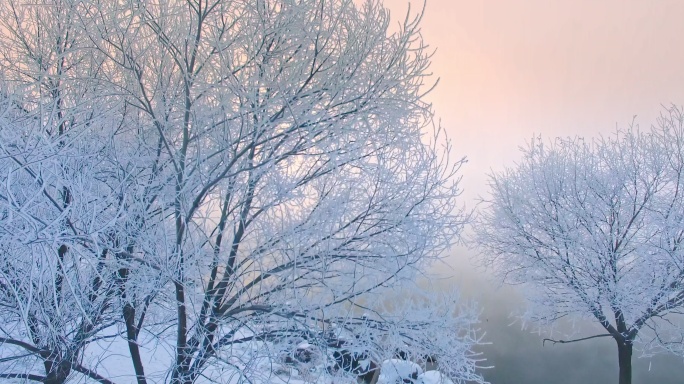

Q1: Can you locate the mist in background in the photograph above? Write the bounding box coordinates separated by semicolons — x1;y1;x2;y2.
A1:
379;0;684;382
447;252;684;383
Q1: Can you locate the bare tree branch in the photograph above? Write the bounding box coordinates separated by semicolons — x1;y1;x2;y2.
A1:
543;334;614;346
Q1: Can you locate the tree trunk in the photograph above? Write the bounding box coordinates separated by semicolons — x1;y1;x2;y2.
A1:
616;340;632;384
43;359;71;384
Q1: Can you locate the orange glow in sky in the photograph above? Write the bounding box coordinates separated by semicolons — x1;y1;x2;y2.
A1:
382;0;684;202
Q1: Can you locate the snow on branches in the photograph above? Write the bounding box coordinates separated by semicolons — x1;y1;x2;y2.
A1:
0;0;481;383
475;106;684;384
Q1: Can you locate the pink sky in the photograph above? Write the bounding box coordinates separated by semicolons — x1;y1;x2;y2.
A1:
382;0;684;203
375;3;684;380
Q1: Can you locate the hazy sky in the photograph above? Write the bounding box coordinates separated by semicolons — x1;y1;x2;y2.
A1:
378;1;684;382
383;0;684;203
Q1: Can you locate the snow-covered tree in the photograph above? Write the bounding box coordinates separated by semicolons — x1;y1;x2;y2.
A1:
474;106;684;384
0;0;483;383
0;1;130;382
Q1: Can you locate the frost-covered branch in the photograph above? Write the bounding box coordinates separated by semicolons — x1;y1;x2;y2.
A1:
475;105;684;384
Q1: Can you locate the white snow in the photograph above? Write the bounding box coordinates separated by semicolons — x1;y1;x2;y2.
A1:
417;371;455;384
376;359;423;384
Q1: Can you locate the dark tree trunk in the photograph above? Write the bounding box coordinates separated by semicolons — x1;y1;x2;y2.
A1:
616;340;632;384
123;302;147;384
43;359;71;384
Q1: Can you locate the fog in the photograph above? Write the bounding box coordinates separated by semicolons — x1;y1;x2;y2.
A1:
445;248;684;383
380;0;684;203
377;0;684;381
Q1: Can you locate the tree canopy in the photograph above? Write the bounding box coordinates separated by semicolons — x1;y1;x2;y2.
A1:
475;107;684;384
0;0;481;383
